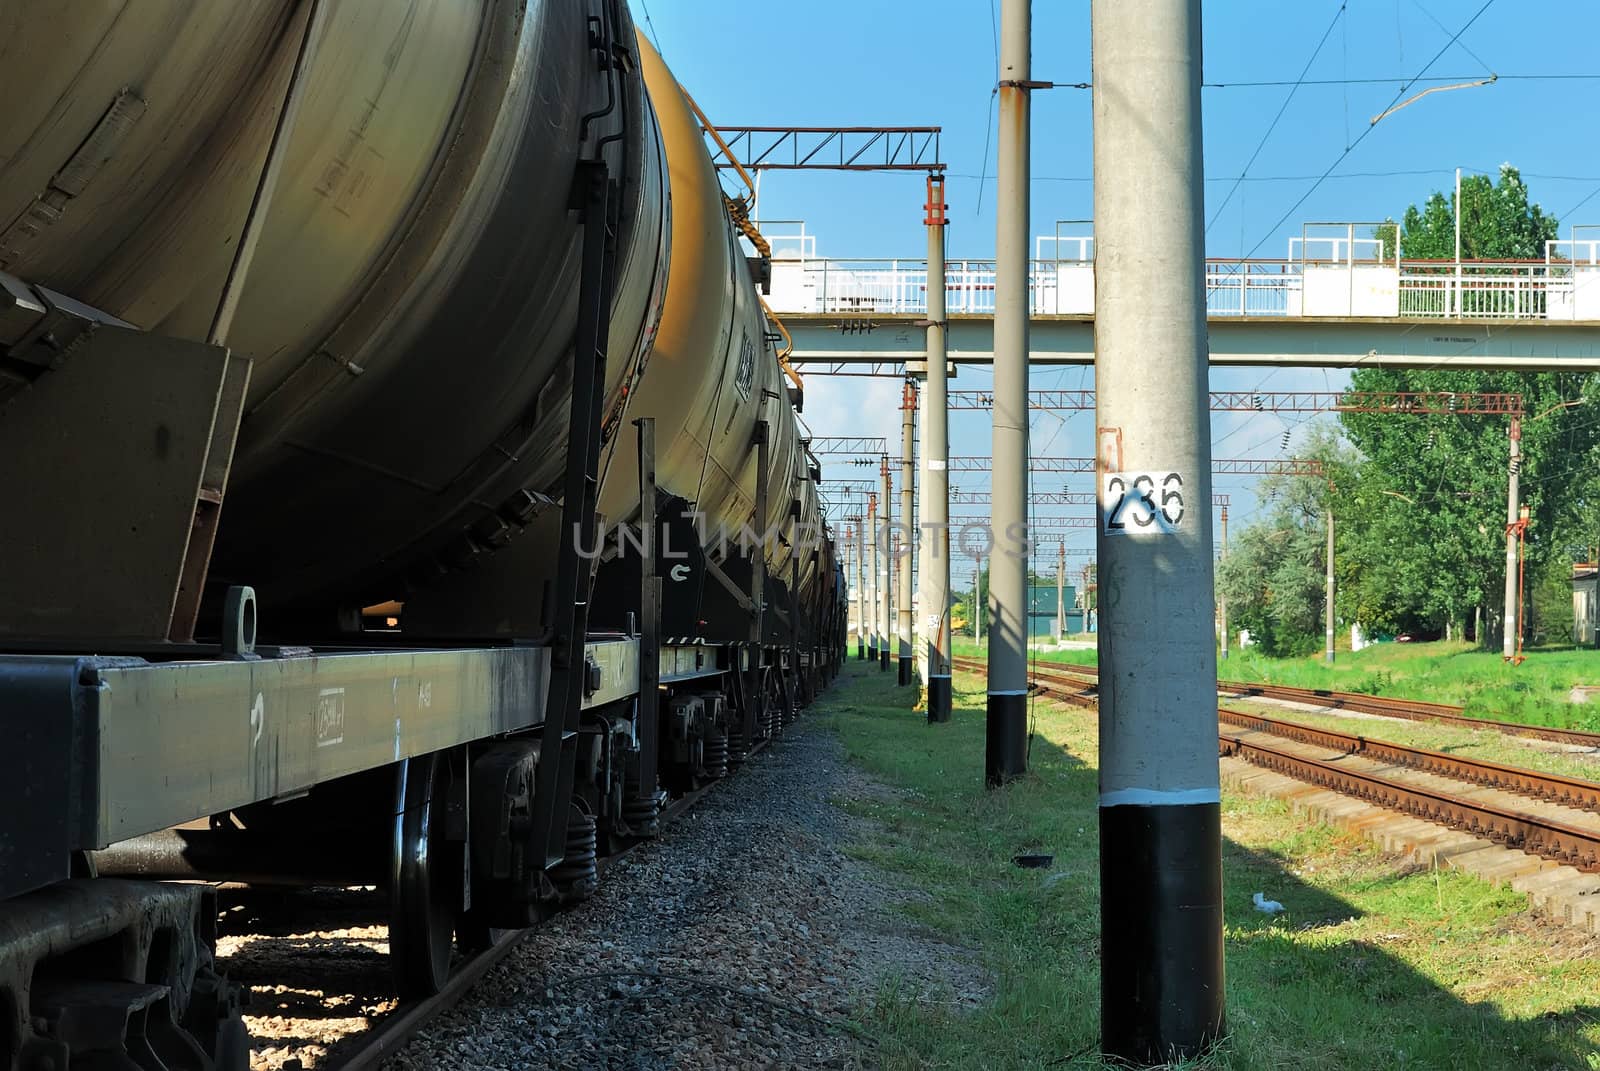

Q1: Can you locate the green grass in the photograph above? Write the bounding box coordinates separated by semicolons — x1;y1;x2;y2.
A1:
1223;640;1600;734
952;635;1099;668
818;663;1600;1070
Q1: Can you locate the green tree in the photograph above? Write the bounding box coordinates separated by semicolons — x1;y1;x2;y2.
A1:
1376;164;1558;261
1219;426;1354;656
1344;168;1600;645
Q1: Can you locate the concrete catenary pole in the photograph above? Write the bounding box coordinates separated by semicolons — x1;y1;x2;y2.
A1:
986;0;1031;787
881;458;893;671
1453;166;1463;319
841;526;851;652
854;520;865;659
916;386;930;686
921;174;953;722
1218;505;1229;660
1504;417;1521;659
1083;563;1095;632
899;381;917;685
866;494;878;662
1325;504;1335;664
1055;542;1066;640
975;556;984;642
1092;0;1225;1060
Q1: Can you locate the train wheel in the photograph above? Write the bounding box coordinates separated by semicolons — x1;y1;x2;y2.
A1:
390;751;458;998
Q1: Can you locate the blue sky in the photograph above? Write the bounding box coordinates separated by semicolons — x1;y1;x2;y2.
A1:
638;0;1600;589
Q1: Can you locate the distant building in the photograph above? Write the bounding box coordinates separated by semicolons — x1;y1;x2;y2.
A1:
1573;565;1599;646
1027;583;1084;638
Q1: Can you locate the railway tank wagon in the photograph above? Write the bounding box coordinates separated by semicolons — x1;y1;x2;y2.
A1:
0;2;842;1067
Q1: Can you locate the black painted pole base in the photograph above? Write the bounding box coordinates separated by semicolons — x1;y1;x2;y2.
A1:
867;644;877;665
927;676;952;723
897;656;911;686
984;692;1027;786
879;648;889;671
857;642;865;660
1100;802;1225;1064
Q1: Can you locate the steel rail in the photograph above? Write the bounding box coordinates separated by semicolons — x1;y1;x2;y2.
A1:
951;655;1600;872
1219;734;1600;872
1215;706;1600;812
956;657;1600;812
954;656;1600;751
1215;679;1600;749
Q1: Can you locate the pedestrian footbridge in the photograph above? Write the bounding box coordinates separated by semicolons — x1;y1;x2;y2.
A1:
762;223;1600;371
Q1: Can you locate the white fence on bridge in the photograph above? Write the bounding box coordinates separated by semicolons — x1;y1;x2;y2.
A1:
762;222;1600;322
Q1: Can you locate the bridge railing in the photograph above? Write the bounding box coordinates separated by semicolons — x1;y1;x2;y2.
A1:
1204;260;1299;317
767;254;1600;321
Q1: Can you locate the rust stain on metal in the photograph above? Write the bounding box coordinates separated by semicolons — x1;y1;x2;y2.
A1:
998;86;1028;135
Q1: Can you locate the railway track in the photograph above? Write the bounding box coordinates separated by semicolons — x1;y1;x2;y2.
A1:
951;656;1600;873
311;749;762;1070
954;656;1600;750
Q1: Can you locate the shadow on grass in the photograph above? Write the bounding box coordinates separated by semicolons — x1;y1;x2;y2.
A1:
816;661;1600;1070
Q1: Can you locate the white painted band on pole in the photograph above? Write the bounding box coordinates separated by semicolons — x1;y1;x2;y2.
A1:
929;673;953;679
928;459;947;471
1099;787;1222;808
987;688;1028;696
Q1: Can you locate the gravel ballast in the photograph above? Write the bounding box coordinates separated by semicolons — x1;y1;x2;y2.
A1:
383;715;985;1070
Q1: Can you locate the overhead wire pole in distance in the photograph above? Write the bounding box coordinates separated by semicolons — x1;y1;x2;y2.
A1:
1056;541;1066;640
1092;0;1225;1061
1504;417;1521;660
866;493;879;663
986;0;1031;787
1218;504;1229;660
848;519;865;660
881;457;894;672
920;173;953;722
898;380;917;686
1325;502;1336;664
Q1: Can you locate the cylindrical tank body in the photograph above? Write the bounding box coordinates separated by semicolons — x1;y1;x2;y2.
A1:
0;0;668;623
598;38;820;600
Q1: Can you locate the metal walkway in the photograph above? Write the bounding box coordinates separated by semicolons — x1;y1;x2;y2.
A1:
765;224;1600;371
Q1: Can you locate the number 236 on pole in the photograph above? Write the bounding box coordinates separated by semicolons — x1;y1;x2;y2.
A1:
1101;472;1186;536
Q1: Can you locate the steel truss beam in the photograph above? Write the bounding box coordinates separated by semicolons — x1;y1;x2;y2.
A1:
707;127;943;172
948;489;1229;506
808;436;888;455
949;515;1095;528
